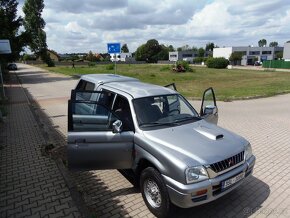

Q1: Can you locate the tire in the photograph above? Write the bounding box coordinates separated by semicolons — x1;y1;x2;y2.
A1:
140;167;172;218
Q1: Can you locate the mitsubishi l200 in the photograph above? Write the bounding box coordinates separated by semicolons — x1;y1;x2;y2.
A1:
67;74;255;217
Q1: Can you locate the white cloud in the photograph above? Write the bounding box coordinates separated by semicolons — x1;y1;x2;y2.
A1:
17;0;290;53
64;22;85;34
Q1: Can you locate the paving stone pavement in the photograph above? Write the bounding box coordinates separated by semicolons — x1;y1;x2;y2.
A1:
0;73;81;218
11;64;290;217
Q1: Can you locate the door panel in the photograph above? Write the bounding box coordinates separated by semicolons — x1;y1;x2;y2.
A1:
68;90;134;170
200;87;218;124
68;131;134;170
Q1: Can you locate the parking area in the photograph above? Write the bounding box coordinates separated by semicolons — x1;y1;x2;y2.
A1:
14;64;290;217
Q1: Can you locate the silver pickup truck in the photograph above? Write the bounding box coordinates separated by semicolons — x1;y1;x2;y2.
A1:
67;74;255;217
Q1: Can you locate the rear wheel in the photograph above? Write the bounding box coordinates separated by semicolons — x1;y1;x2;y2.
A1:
140;167;172;218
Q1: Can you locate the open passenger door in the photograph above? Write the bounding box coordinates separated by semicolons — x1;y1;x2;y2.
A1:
200;87;218;124
67;90;134;170
164;83;177;91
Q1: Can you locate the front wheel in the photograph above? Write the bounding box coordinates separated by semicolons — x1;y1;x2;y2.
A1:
140;167;172;218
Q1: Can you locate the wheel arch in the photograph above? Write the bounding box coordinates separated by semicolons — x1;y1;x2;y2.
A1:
134;146;167;179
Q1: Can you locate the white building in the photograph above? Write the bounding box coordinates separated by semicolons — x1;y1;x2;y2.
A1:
169;51;197;63
169;51;211;63
283;42;290;61
110;52;135;62
213;46;283;65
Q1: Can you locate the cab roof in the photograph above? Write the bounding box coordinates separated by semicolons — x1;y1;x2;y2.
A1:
81;74;139;84
80;74;177;99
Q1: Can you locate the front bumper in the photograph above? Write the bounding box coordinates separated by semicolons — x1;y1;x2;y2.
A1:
163;155;255;208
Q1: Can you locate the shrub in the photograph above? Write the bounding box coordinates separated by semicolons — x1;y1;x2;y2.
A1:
173;60;193;72
206;57;229;69
106;64;114;70
194;57;204;64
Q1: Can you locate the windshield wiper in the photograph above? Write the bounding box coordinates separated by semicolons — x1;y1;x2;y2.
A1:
174;116;200;123
139;121;180;127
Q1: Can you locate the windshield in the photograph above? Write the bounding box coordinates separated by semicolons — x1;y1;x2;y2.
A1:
133;94;199;128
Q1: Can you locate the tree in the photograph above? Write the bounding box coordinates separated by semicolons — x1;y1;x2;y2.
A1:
23;0;54;66
168;45;175;52
86;51;97;62
177;45;195;51
275;51;283;59
198;47;205;57
205;42;215;51
269;41;278;47
135;44;146;61
157;45;171;60
121;44;129;53
0;0;26;63
191;46;198;52
229;52;243;65
22;53;36;61
258;39;267;47
135;39;162;63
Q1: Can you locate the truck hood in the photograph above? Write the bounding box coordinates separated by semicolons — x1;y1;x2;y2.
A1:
142;120;247;165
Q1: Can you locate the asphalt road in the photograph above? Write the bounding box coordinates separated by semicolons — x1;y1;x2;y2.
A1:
15;63;290;218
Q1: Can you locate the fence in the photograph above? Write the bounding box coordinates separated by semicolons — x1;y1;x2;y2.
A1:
262;60;290;69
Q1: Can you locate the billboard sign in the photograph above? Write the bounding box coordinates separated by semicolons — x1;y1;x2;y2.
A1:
0;39;11;54
107;43;121;54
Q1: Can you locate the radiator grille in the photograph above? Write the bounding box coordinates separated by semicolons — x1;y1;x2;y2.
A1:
210;151;244;173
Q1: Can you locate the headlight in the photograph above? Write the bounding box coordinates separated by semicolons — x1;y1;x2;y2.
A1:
185;166;208;184
244;143;253;160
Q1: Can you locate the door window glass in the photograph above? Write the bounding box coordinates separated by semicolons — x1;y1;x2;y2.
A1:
75;80;95;100
201;88;216;115
70;102;118;131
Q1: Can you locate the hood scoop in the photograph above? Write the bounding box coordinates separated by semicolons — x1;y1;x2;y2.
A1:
193;125;224;140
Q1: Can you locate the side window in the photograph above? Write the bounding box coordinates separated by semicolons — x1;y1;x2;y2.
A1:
69;101;118;132
76;79;86;90
85;82;95;91
112;95;134;131
75;80;95;100
201;87;216;116
76;79;95;91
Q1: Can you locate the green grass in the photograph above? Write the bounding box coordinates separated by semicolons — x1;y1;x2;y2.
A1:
40;64;290;101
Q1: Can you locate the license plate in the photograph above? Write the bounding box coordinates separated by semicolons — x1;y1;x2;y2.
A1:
222;172;245;189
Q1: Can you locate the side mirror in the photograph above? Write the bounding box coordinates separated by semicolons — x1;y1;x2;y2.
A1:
112;120;123;133
204;105;218;115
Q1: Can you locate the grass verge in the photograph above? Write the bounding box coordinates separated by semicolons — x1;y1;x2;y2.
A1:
39;64;290;101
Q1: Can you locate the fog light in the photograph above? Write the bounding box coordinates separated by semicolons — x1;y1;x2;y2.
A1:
196;189;207;196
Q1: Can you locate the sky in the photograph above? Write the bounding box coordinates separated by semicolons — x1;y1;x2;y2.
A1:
17;0;290;54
